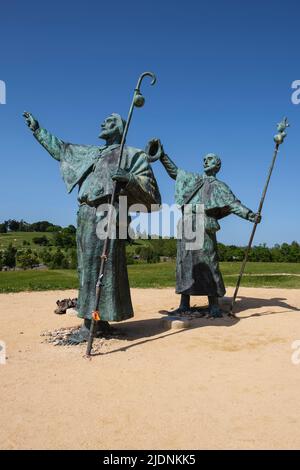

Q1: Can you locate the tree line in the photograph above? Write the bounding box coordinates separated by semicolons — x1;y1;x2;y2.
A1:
217;242;300;263
130;239;300;263
0;219;64;233
1;239;300;271
0;244;78;271
0;224;77;270
0;220;299;269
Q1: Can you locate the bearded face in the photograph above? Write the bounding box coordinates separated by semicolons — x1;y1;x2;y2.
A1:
203;154;221;176
99;115;120;141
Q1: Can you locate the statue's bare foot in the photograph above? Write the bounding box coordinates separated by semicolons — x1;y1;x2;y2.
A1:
67;325;90;344
97;321;121;337
67;320;118;345
168;307;191;316
208;305;224;319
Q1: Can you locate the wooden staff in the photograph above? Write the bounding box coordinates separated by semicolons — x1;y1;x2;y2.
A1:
86;72;156;356
229;117;289;316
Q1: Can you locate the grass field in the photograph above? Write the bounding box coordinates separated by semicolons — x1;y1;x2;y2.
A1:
0;262;300;293
0;231;55;252
0;232;165;254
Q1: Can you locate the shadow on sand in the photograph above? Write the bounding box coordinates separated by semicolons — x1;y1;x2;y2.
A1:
91;296;299;356
93;314;238;356
231;296;299;317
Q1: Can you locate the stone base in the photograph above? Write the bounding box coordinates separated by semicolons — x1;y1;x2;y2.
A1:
162;315;192;330
67;308;78;316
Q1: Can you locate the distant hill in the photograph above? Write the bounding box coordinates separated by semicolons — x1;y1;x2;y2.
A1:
0;231;55;251
1;228;300;269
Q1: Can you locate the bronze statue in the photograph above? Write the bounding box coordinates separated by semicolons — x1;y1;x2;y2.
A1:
23;109;161;343
147;140;261;317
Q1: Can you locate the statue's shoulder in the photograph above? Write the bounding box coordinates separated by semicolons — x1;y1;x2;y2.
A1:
63;144;100;164
125;146;150;166
178;168;201;182
125;145;144;156
211;177;232;192
210;178;237;205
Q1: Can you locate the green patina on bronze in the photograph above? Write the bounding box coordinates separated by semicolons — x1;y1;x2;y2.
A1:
174;164;254;297
23;112;161;322
146;139;259;316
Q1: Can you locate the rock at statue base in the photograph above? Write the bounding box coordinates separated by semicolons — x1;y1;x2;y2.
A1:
162;315;192;330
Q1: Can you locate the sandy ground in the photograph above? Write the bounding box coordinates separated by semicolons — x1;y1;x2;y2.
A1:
0;287;300;450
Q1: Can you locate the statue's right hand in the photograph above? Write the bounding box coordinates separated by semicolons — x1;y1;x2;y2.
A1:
23;111;39;132
145;138;165;163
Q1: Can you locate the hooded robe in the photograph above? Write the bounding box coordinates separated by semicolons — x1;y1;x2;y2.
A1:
34;127;161;321
161;154;252;297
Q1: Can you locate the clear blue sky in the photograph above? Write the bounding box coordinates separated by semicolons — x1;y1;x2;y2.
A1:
0;0;299;245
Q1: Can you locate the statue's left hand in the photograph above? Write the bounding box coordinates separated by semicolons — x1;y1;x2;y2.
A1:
23;111;39;132
111;168;132;183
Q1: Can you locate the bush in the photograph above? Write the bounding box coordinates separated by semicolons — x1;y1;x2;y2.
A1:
53;231;76;248
3;244;17;268
135;245;160;263
33;235;50;246
40;248;53;265
49;249;70;269
68;248;78;269
46;225;62;232
17;250;40;269
126;254;135;265
0;223;7;233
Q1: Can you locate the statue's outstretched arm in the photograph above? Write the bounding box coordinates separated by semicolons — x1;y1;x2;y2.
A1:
211;181;261;224
145;138;178;180
229;201;261;223
23;112;65;162
160;153;178;180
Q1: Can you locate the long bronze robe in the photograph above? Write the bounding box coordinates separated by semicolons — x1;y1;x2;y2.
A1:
34;127;161;320
161;154;252;297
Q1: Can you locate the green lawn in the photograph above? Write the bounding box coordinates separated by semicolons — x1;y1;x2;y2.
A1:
223;274;300;288
0;262;300;293
0;269;78;293
0;231;55;252
220;262;300;275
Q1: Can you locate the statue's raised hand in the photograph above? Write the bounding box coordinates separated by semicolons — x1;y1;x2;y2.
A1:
23;111;39;132
145;138;164;163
